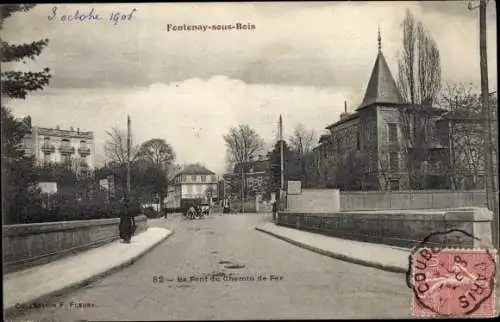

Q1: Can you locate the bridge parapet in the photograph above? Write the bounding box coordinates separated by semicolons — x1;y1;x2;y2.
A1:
3;215;148;273
276;208;493;249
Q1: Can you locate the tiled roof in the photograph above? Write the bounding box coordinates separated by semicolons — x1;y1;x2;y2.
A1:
178;164;215;175
357;50;405;110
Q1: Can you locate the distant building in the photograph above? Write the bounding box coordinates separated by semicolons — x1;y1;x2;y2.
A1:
19;119;95;175
309;30;450;191
223;155;270;199
169;164;218;205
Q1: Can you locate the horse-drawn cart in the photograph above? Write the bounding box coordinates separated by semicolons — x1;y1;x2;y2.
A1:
182;198;210;220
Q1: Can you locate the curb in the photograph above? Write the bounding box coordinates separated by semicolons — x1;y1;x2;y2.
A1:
4;229;175;317
255;226;407;274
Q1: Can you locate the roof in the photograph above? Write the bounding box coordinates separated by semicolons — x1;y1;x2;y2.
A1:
326;112;360;130
233;158;270;174
178;164;215;175
356;50;405;111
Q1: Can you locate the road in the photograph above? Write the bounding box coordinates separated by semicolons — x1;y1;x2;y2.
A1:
9;213;412;320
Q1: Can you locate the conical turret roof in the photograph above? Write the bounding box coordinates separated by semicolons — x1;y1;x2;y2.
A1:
357;31;405;110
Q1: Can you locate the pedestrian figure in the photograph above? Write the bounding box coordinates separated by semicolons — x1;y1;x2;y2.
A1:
272;200;277;222
119;197;135;243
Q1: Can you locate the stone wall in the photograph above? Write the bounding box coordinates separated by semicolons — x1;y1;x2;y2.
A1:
340;190;491;211
276;208;493;249
3;215;148;273
287;189;340;213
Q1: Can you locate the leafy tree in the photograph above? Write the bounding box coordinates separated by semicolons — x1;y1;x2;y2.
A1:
1;5;52;223
1;5;51;99
268;140;301;196
137;138;176;210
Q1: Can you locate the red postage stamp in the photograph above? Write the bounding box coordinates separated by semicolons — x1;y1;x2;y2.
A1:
410;248;497;317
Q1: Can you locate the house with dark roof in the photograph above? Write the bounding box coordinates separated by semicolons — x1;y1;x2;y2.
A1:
165;163;219;210
310;30;451;191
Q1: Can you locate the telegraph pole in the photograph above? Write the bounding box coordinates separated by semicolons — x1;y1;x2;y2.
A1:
479;0;497;249
279;115;284;208
470;0;498;249
127;115;131;196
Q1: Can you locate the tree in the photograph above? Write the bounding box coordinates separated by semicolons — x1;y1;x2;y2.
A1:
289;124;316;187
1;5;51;99
439;82;485;189
103;127;140;166
1;5;52;224
137;138;176;210
397;9;442;189
268;140;300;195
223;124;264;199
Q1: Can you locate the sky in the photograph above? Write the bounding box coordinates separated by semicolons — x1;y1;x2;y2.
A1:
2;1;497;175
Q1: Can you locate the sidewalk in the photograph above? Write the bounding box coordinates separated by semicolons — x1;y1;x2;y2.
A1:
256;222;410;274
3;227;173;313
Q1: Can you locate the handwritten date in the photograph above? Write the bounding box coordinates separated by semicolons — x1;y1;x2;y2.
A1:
48;6;137;25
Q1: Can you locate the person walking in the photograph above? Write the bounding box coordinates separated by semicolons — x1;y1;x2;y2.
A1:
272;199;277;222
119;197;135;243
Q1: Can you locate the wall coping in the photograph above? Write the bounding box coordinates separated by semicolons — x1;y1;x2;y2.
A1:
338;190;487;195
3;215;147;237
280;207;492;222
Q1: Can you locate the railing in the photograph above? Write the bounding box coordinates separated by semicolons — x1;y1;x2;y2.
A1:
59;145;75;155
78;146;91;156
41;144;56;154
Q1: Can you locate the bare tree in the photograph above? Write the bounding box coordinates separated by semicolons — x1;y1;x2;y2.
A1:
289;124;316;187
439;82;484;189
104;127;140;166
223;124;264;199
397;9;442;189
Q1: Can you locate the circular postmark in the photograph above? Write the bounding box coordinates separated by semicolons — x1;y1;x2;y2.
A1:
406;229;497;317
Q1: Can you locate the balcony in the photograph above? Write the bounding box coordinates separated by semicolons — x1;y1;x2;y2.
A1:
78;146;91;156
41;143;56;154
59;145;75;155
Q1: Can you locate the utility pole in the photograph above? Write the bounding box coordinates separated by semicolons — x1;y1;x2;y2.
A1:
469;0;498;249
241;160;245;213
127;115;131;196
279;115;284;209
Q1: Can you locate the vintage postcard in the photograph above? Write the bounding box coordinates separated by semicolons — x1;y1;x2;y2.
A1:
2;1;498;320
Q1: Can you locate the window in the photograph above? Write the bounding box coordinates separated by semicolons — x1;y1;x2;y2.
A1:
201;175;207;182
80;140;87;148
61;138;70;147
389;152;399;170
356;132;360;150
191;175;196;182
388;124;398;143
389;180;399;191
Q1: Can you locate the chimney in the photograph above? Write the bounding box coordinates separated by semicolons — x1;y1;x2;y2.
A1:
56;125;60;130
340;101;351;121
77;128;80;133
70;126;74;132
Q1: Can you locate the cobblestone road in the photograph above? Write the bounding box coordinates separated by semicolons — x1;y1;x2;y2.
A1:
9;213;413;320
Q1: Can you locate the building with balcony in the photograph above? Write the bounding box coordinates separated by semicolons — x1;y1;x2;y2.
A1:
21;124;95;175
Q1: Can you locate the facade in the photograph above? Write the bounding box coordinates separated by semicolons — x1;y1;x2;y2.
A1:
223;155;270;199
20;121;95;174
169;164;218;207
310;32;452;191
